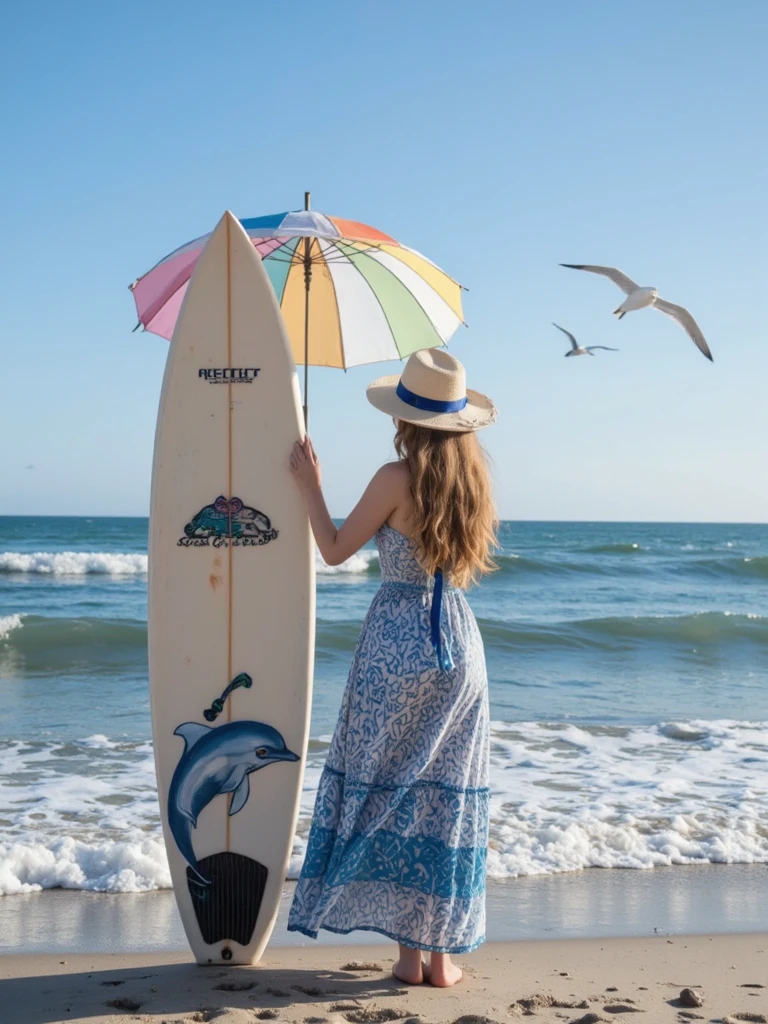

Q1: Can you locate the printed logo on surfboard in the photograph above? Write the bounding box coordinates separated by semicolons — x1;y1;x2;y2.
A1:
178;496;278;548
199;367;260;383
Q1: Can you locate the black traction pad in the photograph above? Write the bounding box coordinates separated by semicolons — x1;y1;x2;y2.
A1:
187;851;268;947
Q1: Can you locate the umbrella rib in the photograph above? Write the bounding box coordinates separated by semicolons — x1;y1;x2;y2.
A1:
324;244;378;262
310;238;377;262
263;246;372;266
255;236;303;262
256;235;293;253
264;242;329;265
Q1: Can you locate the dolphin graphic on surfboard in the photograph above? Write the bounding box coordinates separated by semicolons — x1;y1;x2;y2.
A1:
168;719;299;885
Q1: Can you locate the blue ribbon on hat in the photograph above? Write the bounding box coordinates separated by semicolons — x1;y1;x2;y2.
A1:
396;380;468;414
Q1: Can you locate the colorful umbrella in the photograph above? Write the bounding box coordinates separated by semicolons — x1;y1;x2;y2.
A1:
130;194;465;422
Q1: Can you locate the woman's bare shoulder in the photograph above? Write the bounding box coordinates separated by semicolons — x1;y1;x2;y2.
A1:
378;460;409;476
375;462;415;535
375;460;410;490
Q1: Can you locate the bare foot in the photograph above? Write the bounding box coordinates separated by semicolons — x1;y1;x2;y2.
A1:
428;952;463;988
393;944;425;985
392;962;431;985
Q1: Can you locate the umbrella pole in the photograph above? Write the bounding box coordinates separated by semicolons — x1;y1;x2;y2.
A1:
302;190;311;429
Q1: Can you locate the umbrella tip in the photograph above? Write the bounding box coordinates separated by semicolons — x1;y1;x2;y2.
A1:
304;191;311;211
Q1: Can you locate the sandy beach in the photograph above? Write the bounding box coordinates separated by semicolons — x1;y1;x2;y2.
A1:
2;933;766;1024
3;866;768;1022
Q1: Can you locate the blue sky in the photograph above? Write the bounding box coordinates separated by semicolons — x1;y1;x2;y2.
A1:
1;1;766;521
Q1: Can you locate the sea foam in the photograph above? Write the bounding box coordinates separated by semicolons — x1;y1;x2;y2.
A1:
0;549;378;577
0;552;148;575
1;718;766;894
485;717;768;876
0;614;24;642
0;837;170;895
315;549;378;575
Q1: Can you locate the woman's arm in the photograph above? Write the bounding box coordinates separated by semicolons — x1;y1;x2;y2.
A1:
290;438;404;566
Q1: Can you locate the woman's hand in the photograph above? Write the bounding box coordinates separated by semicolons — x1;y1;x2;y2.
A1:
290;437;321;493
288;449;401;567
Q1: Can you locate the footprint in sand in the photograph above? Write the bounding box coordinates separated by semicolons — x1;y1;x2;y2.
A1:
341;1009;414;1023
513;995;590;1013
450;1016;502;1024
105;997;142;1012
292;984;331;996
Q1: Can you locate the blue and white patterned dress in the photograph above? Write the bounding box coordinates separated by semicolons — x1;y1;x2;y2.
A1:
288;524;490;953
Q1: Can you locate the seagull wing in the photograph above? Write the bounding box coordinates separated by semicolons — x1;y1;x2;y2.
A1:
552;322;580;350
585;346;619;352
560;265;640;295
653;298;713;361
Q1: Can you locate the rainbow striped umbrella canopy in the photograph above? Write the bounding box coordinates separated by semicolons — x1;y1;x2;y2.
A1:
130;207;465;371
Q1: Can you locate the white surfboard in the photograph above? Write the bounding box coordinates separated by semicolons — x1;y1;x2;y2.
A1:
148;211;315;965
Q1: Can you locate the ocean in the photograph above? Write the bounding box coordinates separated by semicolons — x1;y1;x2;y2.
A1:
1;516;767;897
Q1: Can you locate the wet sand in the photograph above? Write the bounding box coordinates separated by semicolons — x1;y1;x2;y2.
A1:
2;865;767;956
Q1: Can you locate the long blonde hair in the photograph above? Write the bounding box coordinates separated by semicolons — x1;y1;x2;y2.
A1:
394;421;498;589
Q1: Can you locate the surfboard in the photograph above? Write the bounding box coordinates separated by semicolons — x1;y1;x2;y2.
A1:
148;211;315;965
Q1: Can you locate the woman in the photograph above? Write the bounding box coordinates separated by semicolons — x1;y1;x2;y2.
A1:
287;348;497;988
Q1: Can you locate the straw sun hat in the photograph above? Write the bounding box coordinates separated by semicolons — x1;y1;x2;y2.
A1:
366;349;497;432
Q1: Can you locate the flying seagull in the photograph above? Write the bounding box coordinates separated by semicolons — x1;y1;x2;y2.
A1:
560;264;713;362
553;323;618;358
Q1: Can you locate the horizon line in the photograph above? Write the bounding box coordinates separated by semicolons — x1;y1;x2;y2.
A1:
0;513;766;528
